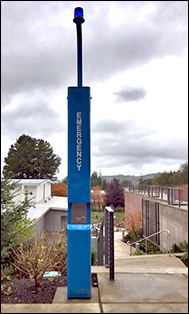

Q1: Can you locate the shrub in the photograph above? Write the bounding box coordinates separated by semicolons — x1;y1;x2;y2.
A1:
1;179;35;265
133;251;144;255
181;251;188;261
91;247;98;265
171;241;188;253
140;240;160;254
1;270;12;296
10;232;67;288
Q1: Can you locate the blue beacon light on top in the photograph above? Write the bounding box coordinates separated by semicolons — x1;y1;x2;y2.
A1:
74;7;83;17
73;7;85;24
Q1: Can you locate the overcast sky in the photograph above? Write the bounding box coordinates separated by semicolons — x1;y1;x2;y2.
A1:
1;1;188;180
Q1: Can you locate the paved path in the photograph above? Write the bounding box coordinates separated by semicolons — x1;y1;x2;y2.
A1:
2;232;188;313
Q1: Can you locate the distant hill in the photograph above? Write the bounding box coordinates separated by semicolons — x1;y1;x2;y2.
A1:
101;173;159;186
58;172;159;185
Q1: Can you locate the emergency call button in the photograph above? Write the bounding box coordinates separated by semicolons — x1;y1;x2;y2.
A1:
71;203;87;224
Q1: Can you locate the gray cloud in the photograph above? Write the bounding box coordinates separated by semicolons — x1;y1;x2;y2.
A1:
114;87;147;103
92;119;156;140
1;1;75;102
1;93;65;141
94;139;188;160
1;1;188;176
92;119;188;169
92;140;188;171
85;1;188;83
1;1;188;101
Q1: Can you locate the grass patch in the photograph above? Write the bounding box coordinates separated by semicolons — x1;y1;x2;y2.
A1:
91;211;125;227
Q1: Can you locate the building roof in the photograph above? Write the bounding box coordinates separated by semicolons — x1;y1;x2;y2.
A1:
9;179;53;186
27;196;68;220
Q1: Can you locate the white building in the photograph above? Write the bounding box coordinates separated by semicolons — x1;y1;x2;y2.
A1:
9;179;68;234
9;179;52;205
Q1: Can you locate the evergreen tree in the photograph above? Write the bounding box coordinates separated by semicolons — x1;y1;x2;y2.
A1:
91;171;102;188
3;134;61;179
91;170;107;189
179;161;188;184
139;161;188;187
1;178;34;264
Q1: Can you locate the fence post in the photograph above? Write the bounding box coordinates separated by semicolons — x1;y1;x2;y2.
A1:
161;186;163;199
97;225;104;265
109;209;114;280
97;207;114;280
178;189;181;207
105;209;109;267
170;188;174;205
167;188;170;204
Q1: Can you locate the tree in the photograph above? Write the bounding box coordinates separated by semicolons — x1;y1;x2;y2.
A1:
150;161;188;187
1;178;34;265
91;171;102;188
122;180;133;188
125;211;142;236
91;170;107;189
179;161;188;185
91;186;105;211
3;134;61;180
105;178;124;210
62;177;68;185
51;182;67;197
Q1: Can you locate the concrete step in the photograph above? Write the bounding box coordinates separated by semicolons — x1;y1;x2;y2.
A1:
114;253;186;266
1;303;101;313
92;265;188;275
92;254;188;275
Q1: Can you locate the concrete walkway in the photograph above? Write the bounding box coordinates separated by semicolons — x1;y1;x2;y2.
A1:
2;232;188;313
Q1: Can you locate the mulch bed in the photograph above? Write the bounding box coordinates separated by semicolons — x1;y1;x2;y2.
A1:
1;274;98;304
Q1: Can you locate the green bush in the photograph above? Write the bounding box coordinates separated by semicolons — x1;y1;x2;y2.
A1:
171;241;188;253
1;179;35;265
124;228;161;255
1;284;12;295
140;240;160;254
133;251;144;255
181;251;188;261
178;241;188;251
91;247;98;265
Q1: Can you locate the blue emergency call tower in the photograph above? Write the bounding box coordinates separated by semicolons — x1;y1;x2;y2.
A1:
67;7;91;298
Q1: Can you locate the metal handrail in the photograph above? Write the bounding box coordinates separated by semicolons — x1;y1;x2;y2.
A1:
96;206;114;280
114;221;124;230
129;228;171;256
129;185;188;209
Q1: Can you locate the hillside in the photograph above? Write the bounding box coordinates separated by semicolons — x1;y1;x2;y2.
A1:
101;173;159;186
59;172;159;186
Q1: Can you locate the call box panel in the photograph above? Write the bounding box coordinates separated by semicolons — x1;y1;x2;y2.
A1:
71;203;87;224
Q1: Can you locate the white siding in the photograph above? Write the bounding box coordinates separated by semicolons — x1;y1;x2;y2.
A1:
36;185;43;202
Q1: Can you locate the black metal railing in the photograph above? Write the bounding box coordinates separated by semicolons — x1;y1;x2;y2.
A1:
129;185;188;209
95;206;114;280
